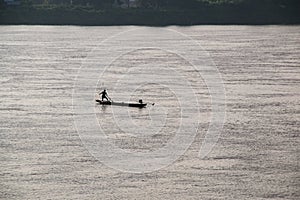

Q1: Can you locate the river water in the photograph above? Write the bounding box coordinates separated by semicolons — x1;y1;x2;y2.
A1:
0;26;299;199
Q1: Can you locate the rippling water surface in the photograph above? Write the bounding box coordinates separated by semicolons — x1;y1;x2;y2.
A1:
0;25;299;199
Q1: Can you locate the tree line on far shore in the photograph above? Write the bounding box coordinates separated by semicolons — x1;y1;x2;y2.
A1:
1;0;299;25
1;0;300;10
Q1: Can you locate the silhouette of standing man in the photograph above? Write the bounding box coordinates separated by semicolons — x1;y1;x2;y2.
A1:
99;89;109;101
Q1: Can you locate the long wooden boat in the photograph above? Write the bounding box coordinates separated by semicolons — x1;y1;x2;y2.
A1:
96;99;147;108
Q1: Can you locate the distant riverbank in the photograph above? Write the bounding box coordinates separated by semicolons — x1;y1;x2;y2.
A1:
1;5;299;26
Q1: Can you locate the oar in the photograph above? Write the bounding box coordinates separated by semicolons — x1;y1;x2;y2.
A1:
107;96;113;102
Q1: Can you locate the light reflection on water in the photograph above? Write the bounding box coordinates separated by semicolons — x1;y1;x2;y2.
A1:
0;25;299;199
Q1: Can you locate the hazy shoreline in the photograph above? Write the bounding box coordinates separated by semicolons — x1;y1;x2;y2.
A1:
1;6;299;26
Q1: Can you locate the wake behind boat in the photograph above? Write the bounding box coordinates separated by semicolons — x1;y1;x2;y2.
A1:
96;99;147;108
